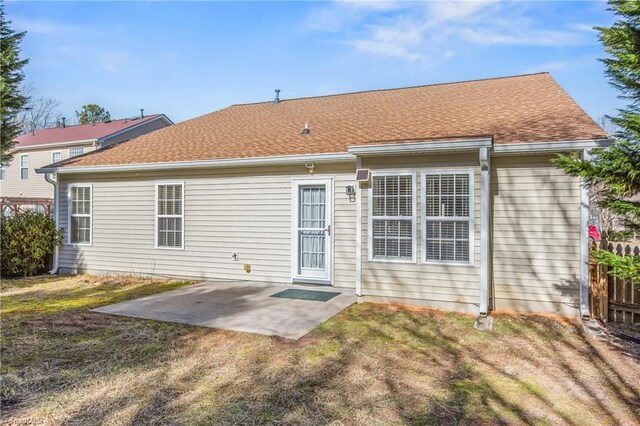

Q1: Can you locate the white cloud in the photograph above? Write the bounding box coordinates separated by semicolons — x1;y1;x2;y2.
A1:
428;1;498;24
304;0;593;63
11;17;102;36
460;28;585;46
567;22;597;32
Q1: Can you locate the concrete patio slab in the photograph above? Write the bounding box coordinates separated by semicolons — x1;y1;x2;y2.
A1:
92;281;357;339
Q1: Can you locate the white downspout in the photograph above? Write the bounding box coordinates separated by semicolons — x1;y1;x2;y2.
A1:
479;147;491;316
355;156;362;296
579;149;591;318
44;172;59;274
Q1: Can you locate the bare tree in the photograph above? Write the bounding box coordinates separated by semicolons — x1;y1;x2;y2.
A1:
16;84;64;134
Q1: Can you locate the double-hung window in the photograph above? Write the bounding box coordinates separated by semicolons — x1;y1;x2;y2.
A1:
156;183;184;249
423;171;473;264
69;184;92;245
69;147;84;157
52;151;61;163
370;173;415;261
20;154;29;180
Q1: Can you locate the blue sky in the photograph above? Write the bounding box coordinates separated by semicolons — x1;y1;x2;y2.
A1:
7;1;623;124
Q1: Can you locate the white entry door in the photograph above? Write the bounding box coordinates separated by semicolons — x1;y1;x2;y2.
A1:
293;179;332;283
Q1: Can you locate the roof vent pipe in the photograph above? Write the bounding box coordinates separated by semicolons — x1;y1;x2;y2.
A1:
62;117;66;128
302;123;310;135
140;108;144;119
274;89;280;104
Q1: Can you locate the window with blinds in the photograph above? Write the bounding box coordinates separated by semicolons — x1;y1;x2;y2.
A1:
156;183;183;249
69;185;91;244
423;172;473;264
370;174;414;261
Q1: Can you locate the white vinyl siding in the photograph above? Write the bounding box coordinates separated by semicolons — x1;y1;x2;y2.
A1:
55;164;356;288
369;173;416;262
69;147;84;157
0;145;97;199
491;154;581;315
68;184;92;245
361;153;481;312
156;183;184;249
423;171;474;265
20;154;29;180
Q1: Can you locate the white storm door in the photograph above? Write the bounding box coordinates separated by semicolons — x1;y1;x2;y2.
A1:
293;179;332;283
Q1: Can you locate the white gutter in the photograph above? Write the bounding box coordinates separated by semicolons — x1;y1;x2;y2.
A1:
348;138;493;156
15;139;98;151
36;152;355;175
479;147;491;316
44;173;59;274
580;149;591;318
493;138;611;154
355;156;363;297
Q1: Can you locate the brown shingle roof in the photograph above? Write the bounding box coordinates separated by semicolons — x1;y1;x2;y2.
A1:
55;73;606;168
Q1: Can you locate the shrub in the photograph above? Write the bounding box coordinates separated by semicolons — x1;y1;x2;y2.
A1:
1;210;63;277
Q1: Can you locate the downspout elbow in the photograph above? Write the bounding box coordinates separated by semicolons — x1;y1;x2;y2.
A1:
44;173;60;275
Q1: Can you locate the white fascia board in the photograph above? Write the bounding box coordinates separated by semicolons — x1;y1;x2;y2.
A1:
348;138;493;156
14;139;98;152
493;138;611;154
36;152;355;175
98;115;174;145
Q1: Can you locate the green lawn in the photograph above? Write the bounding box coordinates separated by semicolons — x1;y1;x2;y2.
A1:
1;275;639;425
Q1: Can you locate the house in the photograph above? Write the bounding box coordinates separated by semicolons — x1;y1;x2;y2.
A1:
1;113;173;212
36;73;609;318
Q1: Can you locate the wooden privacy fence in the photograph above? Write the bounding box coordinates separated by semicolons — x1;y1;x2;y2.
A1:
589;242;640;323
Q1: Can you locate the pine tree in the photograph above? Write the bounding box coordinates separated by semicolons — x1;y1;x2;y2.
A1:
0;1;29;166
553;0;640;282
76;104;111;125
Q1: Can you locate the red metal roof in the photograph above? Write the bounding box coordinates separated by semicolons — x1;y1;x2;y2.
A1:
14;115;164;148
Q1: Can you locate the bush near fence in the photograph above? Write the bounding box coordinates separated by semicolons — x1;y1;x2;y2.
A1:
0;210;63;277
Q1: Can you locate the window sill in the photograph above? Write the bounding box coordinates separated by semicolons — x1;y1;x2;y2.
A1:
154;246;185;251
368;257;416;264
422;260;475;267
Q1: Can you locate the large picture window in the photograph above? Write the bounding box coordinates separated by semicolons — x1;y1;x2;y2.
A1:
69;184;92;245
369;173;415;261
156;183;184;249
423;171;473;264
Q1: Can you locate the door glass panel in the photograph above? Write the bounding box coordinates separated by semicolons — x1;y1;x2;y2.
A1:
298;186;327;272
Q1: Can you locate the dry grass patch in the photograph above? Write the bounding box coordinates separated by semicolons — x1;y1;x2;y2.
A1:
1;275;639;425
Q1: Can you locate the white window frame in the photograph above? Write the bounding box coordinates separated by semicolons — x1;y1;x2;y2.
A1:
67;183;93;246
69;146;84;157
368;170;417;263
20;154;29;180
421;169;475;266
155;181;185;250
51;150;62;163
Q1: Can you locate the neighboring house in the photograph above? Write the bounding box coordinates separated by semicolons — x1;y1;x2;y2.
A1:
37;73;609;318
1;114;173;205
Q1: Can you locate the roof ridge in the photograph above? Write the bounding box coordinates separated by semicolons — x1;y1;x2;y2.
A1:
229;72;551;107
27;114;161;132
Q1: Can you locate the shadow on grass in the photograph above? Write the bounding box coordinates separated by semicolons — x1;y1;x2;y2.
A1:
2;280;640;425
